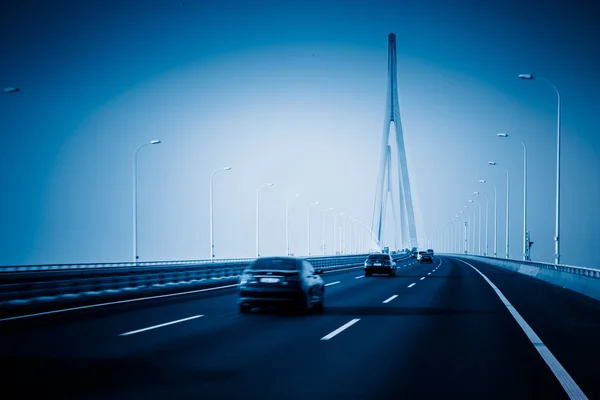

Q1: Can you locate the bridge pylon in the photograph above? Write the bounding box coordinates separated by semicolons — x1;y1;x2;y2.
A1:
371;33;418;251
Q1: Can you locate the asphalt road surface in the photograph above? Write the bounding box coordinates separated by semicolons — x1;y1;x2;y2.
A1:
1;256;599;399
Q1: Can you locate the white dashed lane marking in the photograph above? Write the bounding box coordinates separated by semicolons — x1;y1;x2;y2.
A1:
120;315;203;336
383;295;398;304
321;319;361;340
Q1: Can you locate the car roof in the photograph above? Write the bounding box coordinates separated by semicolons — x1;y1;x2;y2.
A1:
256;256;300;261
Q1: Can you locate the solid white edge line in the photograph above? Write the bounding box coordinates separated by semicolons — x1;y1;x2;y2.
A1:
120;315;203;336
325;281;341;287
0;283;240;322
321;318;360;340
408;283;416;288
383;295;398;304
454;258;589;400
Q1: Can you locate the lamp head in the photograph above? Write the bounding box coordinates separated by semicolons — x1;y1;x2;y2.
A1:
518;73;535;80
3;87;20;93
224;166;232;170
468;200;474;203
497;133;508;138
150;140;161;144
479;180;486;184
488;161;497;166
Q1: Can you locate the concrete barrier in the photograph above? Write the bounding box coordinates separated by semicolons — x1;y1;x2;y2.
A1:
446;254;600;303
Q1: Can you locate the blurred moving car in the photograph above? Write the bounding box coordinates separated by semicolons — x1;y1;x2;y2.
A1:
364;253;397;277
419;252;433;263
238;257;325;314
416;251;427;261
426;249;434;256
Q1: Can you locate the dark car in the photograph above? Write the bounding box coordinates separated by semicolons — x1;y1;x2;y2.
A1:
426;249;434;256
238;257;325;314
419;253;433;263
364;253;397;277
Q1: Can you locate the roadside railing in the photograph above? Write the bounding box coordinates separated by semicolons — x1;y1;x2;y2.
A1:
0;254;410;308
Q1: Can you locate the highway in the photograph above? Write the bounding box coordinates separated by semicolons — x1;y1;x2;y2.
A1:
1;256;599;399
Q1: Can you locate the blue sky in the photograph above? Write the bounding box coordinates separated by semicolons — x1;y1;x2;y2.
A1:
1;0;598;267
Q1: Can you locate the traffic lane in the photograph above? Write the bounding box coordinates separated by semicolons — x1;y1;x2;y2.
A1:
196;255;567;399
0;259;419;355
0;256;413;335
1;261;432;399
457;256;600;400
154;258;448;399
0;258;425;360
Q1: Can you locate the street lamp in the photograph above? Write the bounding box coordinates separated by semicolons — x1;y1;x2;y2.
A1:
348;216;356;254
132;140;161;263
209;167;232;261
285;193;302;256
519;73;561;264
322;207;334;255
333;212;344;255
256;183;275;257
473;192;488;255
307;201;320;256
498;133;529;260
464;205;470;254
489;161;510;259
357;221;365;253
469;199;482;255
479;180;497;257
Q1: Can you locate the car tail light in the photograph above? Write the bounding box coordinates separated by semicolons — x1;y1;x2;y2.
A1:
239;273;257;284
285;273;301;282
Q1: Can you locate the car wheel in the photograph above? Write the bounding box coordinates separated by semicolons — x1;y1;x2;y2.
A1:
301;291;313;314
389;269;395;277
314;291;325;313
239;304;251;314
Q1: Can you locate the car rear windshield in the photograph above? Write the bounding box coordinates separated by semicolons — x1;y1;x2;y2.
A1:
250;258;298;270
368;254;390;260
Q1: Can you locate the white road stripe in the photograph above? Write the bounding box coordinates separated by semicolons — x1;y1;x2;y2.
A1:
454;258;589;400
408;283;416;288
383;295;398;304
420;277;425;280
325;281;341;287
427;272;431;275
0;283;239;322
119;315;203;336
355;275;365;279
321;318;360;340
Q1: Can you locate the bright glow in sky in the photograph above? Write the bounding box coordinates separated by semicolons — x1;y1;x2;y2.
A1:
0;0;598;268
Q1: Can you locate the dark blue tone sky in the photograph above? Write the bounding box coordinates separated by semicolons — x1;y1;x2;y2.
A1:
1;0;598;267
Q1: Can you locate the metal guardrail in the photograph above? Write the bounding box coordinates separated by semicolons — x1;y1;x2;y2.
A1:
0;254;410;306
0;258;258;273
